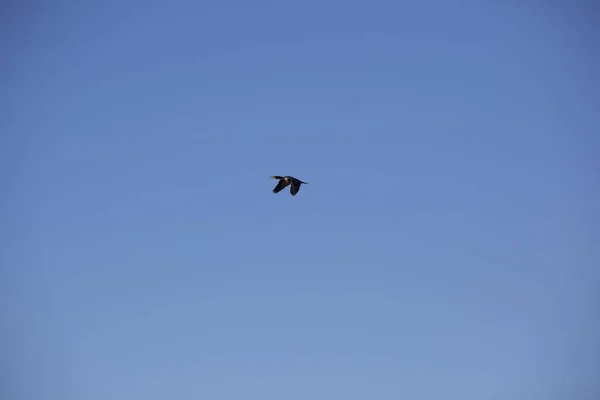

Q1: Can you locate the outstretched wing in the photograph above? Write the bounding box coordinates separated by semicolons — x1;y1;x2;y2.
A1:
290;181;302;196
273;179;290;194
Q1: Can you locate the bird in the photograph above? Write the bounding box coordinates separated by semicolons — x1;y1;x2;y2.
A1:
270;175;308;196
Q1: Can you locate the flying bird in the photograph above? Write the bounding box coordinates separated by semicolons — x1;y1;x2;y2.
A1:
270;175;308;196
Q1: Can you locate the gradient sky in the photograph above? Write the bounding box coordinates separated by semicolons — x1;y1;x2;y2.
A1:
2;1;599;399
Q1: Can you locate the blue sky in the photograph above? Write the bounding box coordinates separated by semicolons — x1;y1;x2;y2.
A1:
2;1;598;399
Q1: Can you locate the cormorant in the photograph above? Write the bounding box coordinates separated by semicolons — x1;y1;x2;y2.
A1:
270;176;308;196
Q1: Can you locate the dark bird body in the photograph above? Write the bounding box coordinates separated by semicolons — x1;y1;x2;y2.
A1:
270;176;308;196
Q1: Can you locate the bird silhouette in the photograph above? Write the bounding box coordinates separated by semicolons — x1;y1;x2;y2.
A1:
270;176;308;196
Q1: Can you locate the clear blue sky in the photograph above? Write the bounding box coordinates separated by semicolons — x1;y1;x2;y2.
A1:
2;1;598;399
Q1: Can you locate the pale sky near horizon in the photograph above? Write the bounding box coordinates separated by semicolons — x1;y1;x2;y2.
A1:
2;1;599;399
